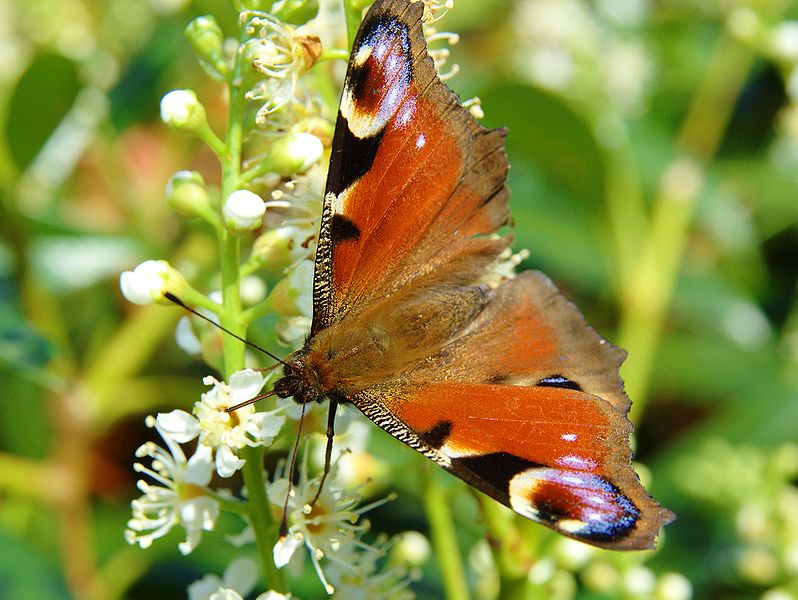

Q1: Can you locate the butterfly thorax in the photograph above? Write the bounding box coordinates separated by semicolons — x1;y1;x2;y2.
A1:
275;285;491;405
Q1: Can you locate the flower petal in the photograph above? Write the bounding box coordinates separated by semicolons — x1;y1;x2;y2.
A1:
216;445;246;478
157;410;201;443
228;369;267;404
184;444;215;486
187;574;224;600
222;556;258;596
273;533;303;568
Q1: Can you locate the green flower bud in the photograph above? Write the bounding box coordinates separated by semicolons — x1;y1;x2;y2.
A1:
269;0;320;25
160;89;207;134
266;132;324;177
165;170;210;217
252;225;309;270
185;15;230;80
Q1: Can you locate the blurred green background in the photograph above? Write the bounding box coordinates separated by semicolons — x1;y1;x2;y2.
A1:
1;0;797;599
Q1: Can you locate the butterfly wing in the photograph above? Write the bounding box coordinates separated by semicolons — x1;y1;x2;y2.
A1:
312;0;510;335
313;0;673;549
350;272;674;549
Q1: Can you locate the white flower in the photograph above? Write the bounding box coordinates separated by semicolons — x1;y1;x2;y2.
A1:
160;89;206;131
120;259;175;305
156;369;286;478
327;535;415;600
223;190;267;232
187;558;290;600
125;416;218;554
242;14;314;117
268;461;390;594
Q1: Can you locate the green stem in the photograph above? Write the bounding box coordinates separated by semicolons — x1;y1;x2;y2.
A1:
241;297;275;325
219;26;248;376
423;467;470;600
319;48;350;62
617;30;754;423
343;0;366;48
217;22;285;590
242;446;288;592
211;491;249;515
197;120;227;159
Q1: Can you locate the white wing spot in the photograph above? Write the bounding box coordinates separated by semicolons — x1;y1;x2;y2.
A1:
561;433;578;442
416;133;426;148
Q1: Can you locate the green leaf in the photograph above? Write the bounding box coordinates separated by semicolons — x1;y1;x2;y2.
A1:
5;54;80;171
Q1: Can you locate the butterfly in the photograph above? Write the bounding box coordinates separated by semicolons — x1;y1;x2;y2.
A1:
247;0;674;550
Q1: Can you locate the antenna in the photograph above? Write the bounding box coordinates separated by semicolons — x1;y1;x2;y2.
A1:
163;292;290;368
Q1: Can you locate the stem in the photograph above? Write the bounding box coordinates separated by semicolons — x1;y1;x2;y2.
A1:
343;0;365;48
218;22;285;590
197;120;227;158
242;446;288;592
319;48;350;62
219;31;248;376
617;30;754;423
423;467;470;600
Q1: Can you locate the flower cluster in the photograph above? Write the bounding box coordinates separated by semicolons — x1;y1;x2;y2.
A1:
678;439;798;598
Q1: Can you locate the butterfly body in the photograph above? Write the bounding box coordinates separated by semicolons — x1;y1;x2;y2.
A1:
274;0;674;550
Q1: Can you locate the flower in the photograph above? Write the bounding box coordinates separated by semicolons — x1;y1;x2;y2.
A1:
125;416;218;554
188;557;259;600
223;190;267;232
241;13;320;118
267;460;392;594
157;369;286;478
160;89;208;132
120;259;186;305
187;558;294;600
327;535;415;600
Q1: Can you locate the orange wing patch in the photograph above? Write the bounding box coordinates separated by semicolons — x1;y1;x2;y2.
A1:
354;380;673;550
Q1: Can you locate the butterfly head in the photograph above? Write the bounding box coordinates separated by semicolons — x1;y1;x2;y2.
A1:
273;350;325;405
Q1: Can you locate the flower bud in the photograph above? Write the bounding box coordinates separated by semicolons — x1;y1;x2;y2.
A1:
266;132;324;177
120;260;187;305
270;0;320;25
252;226;309;270
223;190;266;232
654;572;692;600
185;15;230;80
267;260;314;317
160;89;207;133
393;531;431;566
165;170;210;217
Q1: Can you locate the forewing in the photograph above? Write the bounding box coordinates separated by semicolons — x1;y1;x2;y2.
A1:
312;0;510;334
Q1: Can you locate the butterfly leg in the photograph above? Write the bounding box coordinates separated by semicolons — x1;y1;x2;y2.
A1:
310;399;339;506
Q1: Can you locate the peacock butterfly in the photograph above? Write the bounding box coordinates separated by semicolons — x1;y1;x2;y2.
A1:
244;0;674;550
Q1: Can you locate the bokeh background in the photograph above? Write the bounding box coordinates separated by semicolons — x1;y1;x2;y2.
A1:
1;0;797;598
